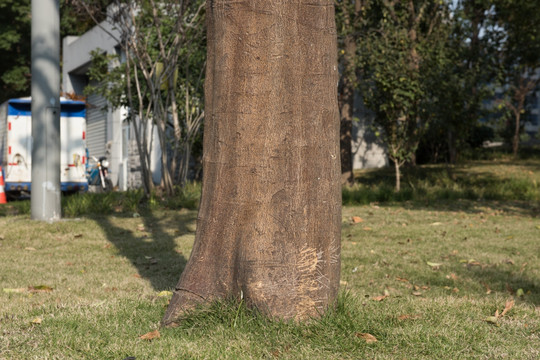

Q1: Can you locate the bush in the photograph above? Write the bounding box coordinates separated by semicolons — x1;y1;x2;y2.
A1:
467;124;495;148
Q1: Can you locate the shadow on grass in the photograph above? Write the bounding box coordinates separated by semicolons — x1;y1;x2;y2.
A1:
95;210;195;291
346;158;540;218
411;262;540;306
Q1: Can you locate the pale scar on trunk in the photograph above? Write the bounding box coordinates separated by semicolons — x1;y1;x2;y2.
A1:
295;245;322;320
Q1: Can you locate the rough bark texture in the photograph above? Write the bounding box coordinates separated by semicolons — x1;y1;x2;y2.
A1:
337;1;360;187
162;0;341;325
339;75;354;186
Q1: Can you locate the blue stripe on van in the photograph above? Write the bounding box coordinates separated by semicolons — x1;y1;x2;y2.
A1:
7;100;86;118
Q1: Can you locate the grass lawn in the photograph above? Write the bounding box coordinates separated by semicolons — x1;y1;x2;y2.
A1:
1;159;539;359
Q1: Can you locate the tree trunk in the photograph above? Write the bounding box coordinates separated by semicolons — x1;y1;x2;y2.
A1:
338;1;360;187
162;0;341;326
447;129;457;165
513;111;521;158
393;159;401;192
339;82;354;186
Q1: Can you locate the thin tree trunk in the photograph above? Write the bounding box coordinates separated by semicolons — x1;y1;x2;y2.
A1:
163;0;341;326
338;1;360;187
447;129;457;164
393;159;401;192
513;111;521;158
339;86;354;186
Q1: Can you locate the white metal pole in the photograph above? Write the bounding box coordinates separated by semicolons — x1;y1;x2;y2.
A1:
31;0;61;221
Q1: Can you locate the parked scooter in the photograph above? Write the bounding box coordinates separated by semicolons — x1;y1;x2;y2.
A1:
87;156;113;192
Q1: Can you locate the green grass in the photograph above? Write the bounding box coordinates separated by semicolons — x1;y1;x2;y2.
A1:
0;183;202;218
344;158;540;205
1;159;539;359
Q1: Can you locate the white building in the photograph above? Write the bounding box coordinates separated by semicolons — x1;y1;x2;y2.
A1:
62;14;161;190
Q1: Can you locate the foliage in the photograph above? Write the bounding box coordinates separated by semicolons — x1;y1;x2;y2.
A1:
0;0;31;102
492;0;540;157
0;182;202;218
344;154;540;205
418;0;500;164
357;0;450;191
82;0;206;196
0;0;105;103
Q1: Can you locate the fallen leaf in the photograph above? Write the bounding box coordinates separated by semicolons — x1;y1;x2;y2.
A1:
139;330;160;340
500;299;514;317
133;274;142;279
31;317;42;324
372;295;388;301
516;288;525;297
398;314;422;321
28;285;53;293
485;316;499;325
73;234;83;238
465;260;482;267
412;291;422;296
363;227;372;231
446;273;458;280
427;261;442;269
351;216;364;224
157;291;173;298
396;277;409;283
355;333;377;343
430;222;443;226
3;288;26;293
339;280;348;286
24;247;37;251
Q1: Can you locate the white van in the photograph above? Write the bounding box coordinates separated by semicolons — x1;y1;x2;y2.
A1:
0;97;88;195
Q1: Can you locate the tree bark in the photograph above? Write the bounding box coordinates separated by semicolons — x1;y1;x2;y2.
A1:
338;1;360;187
339;80;354;186
513;111;521;158
162;0;341;326
393;159;401;192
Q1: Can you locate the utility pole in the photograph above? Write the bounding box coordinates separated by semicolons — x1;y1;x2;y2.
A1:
31;0;61;222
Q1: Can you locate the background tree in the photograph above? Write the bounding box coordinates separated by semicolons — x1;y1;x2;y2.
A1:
0;0;102;103
335;0;365;186
493;0;540;157
79;0;206;195
163;0;341;326
419;0;499;165
357;0;448;191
